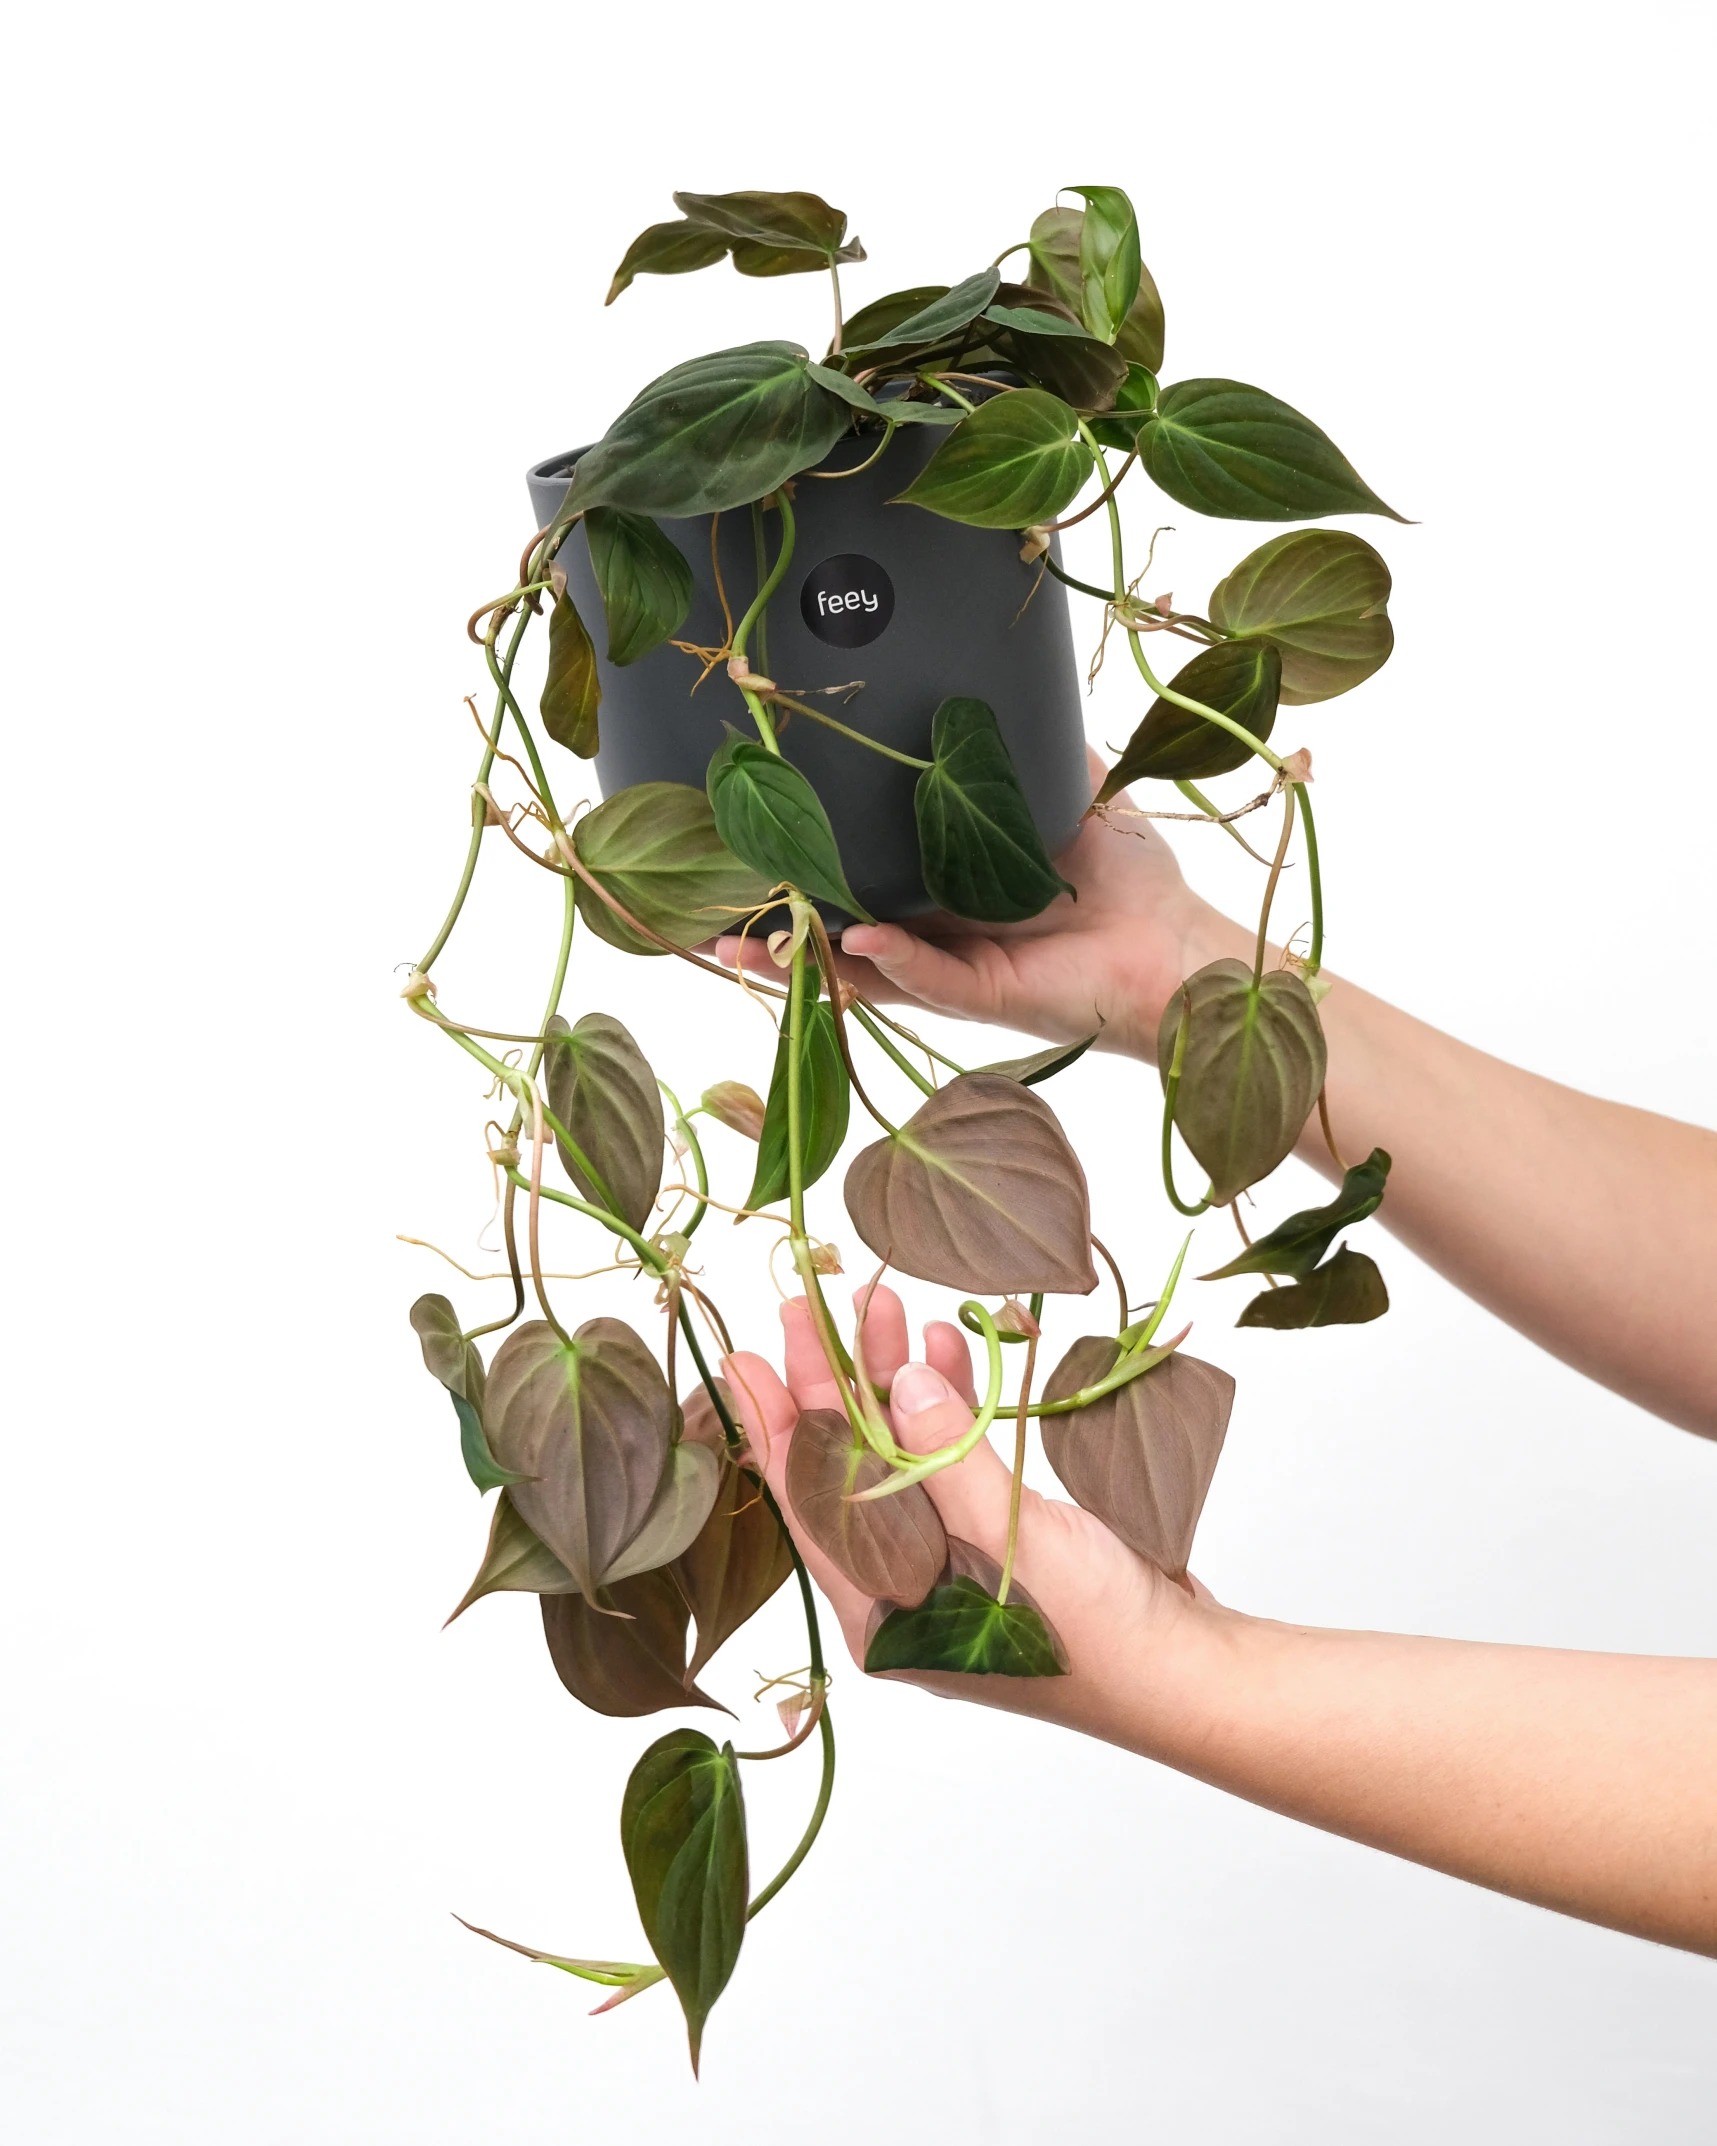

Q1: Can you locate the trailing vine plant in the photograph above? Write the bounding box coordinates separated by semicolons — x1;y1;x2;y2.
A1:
405;184;1403;2072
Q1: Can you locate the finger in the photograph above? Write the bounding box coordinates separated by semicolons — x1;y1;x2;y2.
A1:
780;1297;850;1415
888;1361;1014;1554
829;922;1008;1022
852;1281;909;1390
923;1319;977;1405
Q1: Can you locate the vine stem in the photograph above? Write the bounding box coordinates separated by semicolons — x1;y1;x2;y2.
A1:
848;1001;936;1097
996;1331;1038;1606
1253;783;1298;989
1159;992;1214;1219
772;694;931;771
733;491;797;753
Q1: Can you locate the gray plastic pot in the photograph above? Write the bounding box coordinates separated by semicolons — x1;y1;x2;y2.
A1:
526;422;1092;922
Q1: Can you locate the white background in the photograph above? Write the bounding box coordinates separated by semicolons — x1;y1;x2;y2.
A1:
4;3;1714;2139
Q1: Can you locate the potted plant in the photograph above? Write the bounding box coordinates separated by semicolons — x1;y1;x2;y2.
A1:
406;182;1403;2072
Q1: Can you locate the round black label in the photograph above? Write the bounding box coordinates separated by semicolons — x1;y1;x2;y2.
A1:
799;552;895;647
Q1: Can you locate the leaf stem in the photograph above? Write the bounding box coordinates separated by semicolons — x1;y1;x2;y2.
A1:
1159;992;1214;1219
854;1303;1004;1497
660;1080;710;1240
848;1001;936;1097
1252;784;1298;989
996;1331;1038;1606
733;491;797;753
772;694;931;771
744;1708;835;1919
1298;784;1325;974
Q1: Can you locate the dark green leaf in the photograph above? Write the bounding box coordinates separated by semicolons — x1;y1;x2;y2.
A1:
543;1010;665;1232
542;1569;723;1718
1041;1341;1234;1578
672;188;855;260
846;268;1000;354
1095;639;1281;795
844;1074;1098;1295
541;590;600;757
748;999;850;1208
972;1034;1098;1086
1089;362;1158;452
1157;959;1327;1205
1026;204;1164;371
893;389;1092;530
485;1317;673;1597
1142;379;1404;522
671;1462;797;1684
1207;529;1394;704
705;735;872;920
784;1408;946;1603
564;343;852;520
982;301;1090;339
804;362;963;428
447;1492;576;1623
409;1295;524;1491
864;1538;1067;1675
1237;1245;1389;1328
836;285;949;352
1202;1149;1391;1280
451;1391;525;1493
915;696;1073;922
583;508;694;666
989;312;1129;413
621;1729;749;2074
571;782;773;956
1067;184;1142;342
606;219;731;305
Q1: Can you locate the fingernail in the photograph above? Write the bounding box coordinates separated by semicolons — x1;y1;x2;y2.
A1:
891;1361;956;1416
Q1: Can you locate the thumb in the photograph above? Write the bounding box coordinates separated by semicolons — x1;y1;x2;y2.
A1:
835;923;1002;1022
889;1361;1013;1557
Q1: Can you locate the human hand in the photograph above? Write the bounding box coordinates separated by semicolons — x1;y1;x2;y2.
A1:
713;750;1248;1063
722;1282;1209;1746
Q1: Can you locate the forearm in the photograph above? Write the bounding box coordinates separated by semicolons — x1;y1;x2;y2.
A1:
1181;905;1717;1434
1106;1591;1717;1954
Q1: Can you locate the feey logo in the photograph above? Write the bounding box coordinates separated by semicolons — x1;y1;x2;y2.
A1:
800;552;895;648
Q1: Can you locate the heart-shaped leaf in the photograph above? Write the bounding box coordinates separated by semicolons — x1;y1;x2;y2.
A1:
563;343;853;520
784;1408;946;1603
1237;1245;1389;1328
606;219;731;304
893;388;1092;529
864;1537;1067;1675
1041;1342;1234;1579
836;285;950;352
485;1317;673;1598
1202;1149;1391;1280
984;288;1130;412
972;1034;1098;1087
1089;362;1159;452
601;1441;722;1585
571;783;772;956
621;1728;749;2074
542;1569;722;1718
846;268;1001;354
1026;204;1164;371
671;1463;797;1684
1141;379;1404;522
748;996;850;1209
1094;639;1281;796
409;1295;524;1492
706;736;872;920
914;696;1075;922
672;188;856;261
1207;529;1394;704
804;363;964;427
1067;184;1142;342
844;1075;1098;1295
583;508;695;667
541;589;600;758
543;1011;665;1232
1157;960;1327;1205
447;1492;576;1623
982;301;1090;339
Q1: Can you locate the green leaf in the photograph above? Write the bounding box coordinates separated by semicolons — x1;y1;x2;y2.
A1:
1157;959;1327;1205
621;1729;749;2074
981;301;1091;339
1202;1149;1391;1280
804;362;963;428
705;735;872;920
456;1917;664;1999
971;1034;1097;1086
1142;379;1404;522
864;1541;1067;1675
541;589;600;758
914;696;1074;922
542;1568;724;1718
845;268;1000;354
564;343;853;520
784;1408;946;1603
1040;1342;1234;1578
1095;639;1281;796
571;782;773;956
836;285;949;352
1026;204;1164;372
1067;184;1142;343
583;508;694;666
893;389;1092;530
1207;529;1394;704
1089;362;1158;452
671;1461;796;1685
447;1492;576;1623
485;1317;674;1598
986;299;1130;414
543;1011;665;1232
748;998;850;1209
844;1074;1098;1295
1237;1245;1389;1328
409;1295;524;1492
606;220;731;304
672;188;857;261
